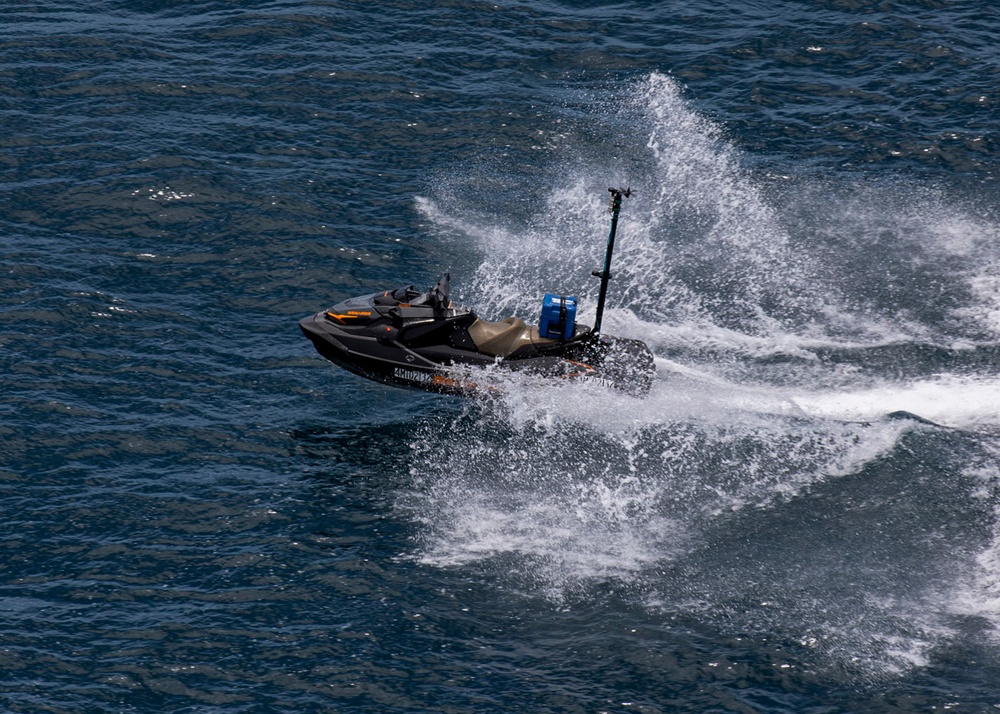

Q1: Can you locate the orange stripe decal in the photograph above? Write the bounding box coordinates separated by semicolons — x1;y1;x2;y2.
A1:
325;310;372;322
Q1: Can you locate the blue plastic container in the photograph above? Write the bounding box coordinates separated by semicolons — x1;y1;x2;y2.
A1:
539;294;577;340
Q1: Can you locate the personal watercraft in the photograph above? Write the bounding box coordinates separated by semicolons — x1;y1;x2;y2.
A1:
300;188;656;396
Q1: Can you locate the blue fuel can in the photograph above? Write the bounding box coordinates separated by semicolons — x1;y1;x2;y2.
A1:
539;294;577;340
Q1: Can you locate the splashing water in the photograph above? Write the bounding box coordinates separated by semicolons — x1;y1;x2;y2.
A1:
402;72;1000;678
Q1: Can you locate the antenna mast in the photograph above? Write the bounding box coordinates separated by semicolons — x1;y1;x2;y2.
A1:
591;187;630;339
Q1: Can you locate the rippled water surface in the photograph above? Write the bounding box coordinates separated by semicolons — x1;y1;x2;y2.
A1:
3;1;1000;712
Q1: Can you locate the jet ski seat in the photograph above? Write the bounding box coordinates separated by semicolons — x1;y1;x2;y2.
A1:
468;317;555;357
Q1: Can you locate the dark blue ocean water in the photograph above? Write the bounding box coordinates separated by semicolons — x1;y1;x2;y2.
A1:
3;1;1000;711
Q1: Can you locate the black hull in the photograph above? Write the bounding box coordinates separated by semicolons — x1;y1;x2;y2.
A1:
300;313;487;394
300;310;654;397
